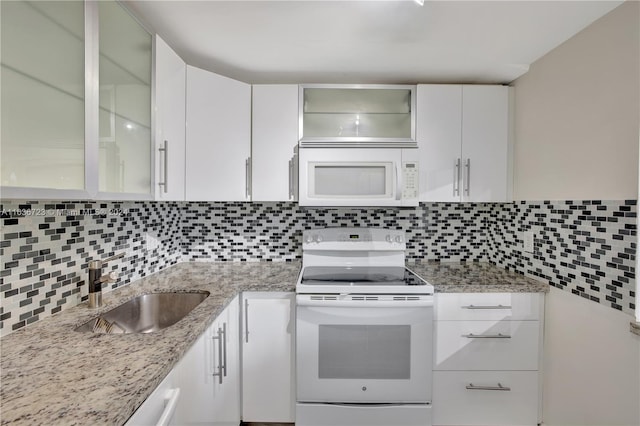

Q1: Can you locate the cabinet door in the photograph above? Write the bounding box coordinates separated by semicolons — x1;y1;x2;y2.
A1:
252;85;299;201
416;85;463;202
461;85;510;202
1;0;89;199
242;293;295;423
154;35;186;201
125;370;180;426
97;0;153;198
185;66;251;201
173;297;240;426
211;296;241;425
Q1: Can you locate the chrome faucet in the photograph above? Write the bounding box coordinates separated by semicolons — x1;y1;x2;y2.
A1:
87;252;125;308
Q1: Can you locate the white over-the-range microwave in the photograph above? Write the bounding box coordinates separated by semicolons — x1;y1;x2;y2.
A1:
298;148;419;207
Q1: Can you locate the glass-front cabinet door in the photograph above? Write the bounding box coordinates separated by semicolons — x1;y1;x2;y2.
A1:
1;0;87;196
0;0;152;200
299;85;416;147
98;0;152;197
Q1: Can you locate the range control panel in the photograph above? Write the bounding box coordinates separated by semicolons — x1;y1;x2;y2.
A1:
302;227;405;246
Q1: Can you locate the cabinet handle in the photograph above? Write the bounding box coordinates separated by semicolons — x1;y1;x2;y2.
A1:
462;304;512;310
463;158;470;197
222;322;227;377
211;328;223;384
244;299;249;343
245;157;252;199
466;383;511;391
463;333;511;339
158;140;168;193
288;158;294;200
157;388;181;426
453;158;461;196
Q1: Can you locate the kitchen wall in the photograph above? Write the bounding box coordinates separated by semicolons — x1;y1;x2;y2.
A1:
1;199;635;339
511;2;640;425
512;1;639;201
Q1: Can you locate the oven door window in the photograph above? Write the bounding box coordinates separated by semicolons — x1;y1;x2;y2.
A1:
318;324;411;380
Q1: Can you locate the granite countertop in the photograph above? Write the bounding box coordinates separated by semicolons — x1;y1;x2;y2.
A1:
0;262;299;426
408;261;550;293
1;260;548;426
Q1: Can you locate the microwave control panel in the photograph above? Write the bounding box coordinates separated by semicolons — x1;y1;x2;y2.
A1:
402;162;419;199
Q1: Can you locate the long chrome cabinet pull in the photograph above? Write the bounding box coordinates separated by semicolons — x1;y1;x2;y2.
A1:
211;328;223;384
466;383;511;391
463;333;511;339
462;304;512;310
288;158;294;200
158;140;168;193
245;158;251;199
463;158;470;197
244;299;249;343
222;322;227;377
453;158;461;196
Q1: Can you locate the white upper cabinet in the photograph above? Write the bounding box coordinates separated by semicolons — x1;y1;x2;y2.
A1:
461;85;510;202
185;66;251;201
299;85;416;147
1;0;88;199
154;35;186;201
0;0;154;200
416;85;463;202
417;84;511;202
251;85;299;201
97;0;153;199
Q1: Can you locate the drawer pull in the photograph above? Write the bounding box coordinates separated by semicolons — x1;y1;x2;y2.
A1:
462;304;512;310
466;383;511;391
463;333;511;339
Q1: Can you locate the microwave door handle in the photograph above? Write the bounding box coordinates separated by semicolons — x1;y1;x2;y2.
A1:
395;163;402;200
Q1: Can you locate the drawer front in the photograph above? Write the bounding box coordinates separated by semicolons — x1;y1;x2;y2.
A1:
433;371;539;426
435;293;542;321
434;320;540;371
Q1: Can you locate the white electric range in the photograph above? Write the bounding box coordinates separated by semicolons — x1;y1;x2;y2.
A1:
295;227;434;426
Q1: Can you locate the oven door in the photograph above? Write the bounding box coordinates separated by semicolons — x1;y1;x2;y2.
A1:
296;295;433;403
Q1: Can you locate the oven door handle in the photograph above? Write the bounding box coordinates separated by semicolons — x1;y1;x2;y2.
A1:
296;298;433;308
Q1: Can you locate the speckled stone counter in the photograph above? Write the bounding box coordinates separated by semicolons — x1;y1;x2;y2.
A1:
1;260;549;426
408;261;550;293
0;262;299;426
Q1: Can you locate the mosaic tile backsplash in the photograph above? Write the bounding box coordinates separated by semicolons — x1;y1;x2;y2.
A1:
1;200;636;335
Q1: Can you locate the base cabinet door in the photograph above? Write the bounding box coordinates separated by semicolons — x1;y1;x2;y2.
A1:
173;297;240;425
241;292;295;422
125;370;180;426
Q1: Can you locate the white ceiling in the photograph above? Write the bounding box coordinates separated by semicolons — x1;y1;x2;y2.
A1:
125;0;623;84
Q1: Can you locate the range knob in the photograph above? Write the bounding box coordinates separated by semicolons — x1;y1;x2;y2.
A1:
316;235;323;243
395;235;403;243
305;234;313;243
385;234;393;242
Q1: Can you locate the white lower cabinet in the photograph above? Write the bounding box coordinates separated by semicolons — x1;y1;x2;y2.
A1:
172;296;241;426
433;371;539;426
433;293;544;426
241;292;295;423
125;370;180;426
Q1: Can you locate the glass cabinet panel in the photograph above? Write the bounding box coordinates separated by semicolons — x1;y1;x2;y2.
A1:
301;86;415;143
98;1;151;194
1;1;85;190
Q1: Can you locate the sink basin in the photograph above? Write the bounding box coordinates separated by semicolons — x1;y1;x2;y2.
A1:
75;291;209;334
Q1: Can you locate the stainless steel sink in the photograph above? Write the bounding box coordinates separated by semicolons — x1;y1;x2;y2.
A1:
75;291;209;334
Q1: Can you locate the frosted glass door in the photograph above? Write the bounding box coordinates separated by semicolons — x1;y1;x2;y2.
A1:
301;86;415;143
1;0;85;190
98;1;151;195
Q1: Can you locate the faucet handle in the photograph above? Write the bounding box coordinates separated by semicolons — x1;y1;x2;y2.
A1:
103;271;118;284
